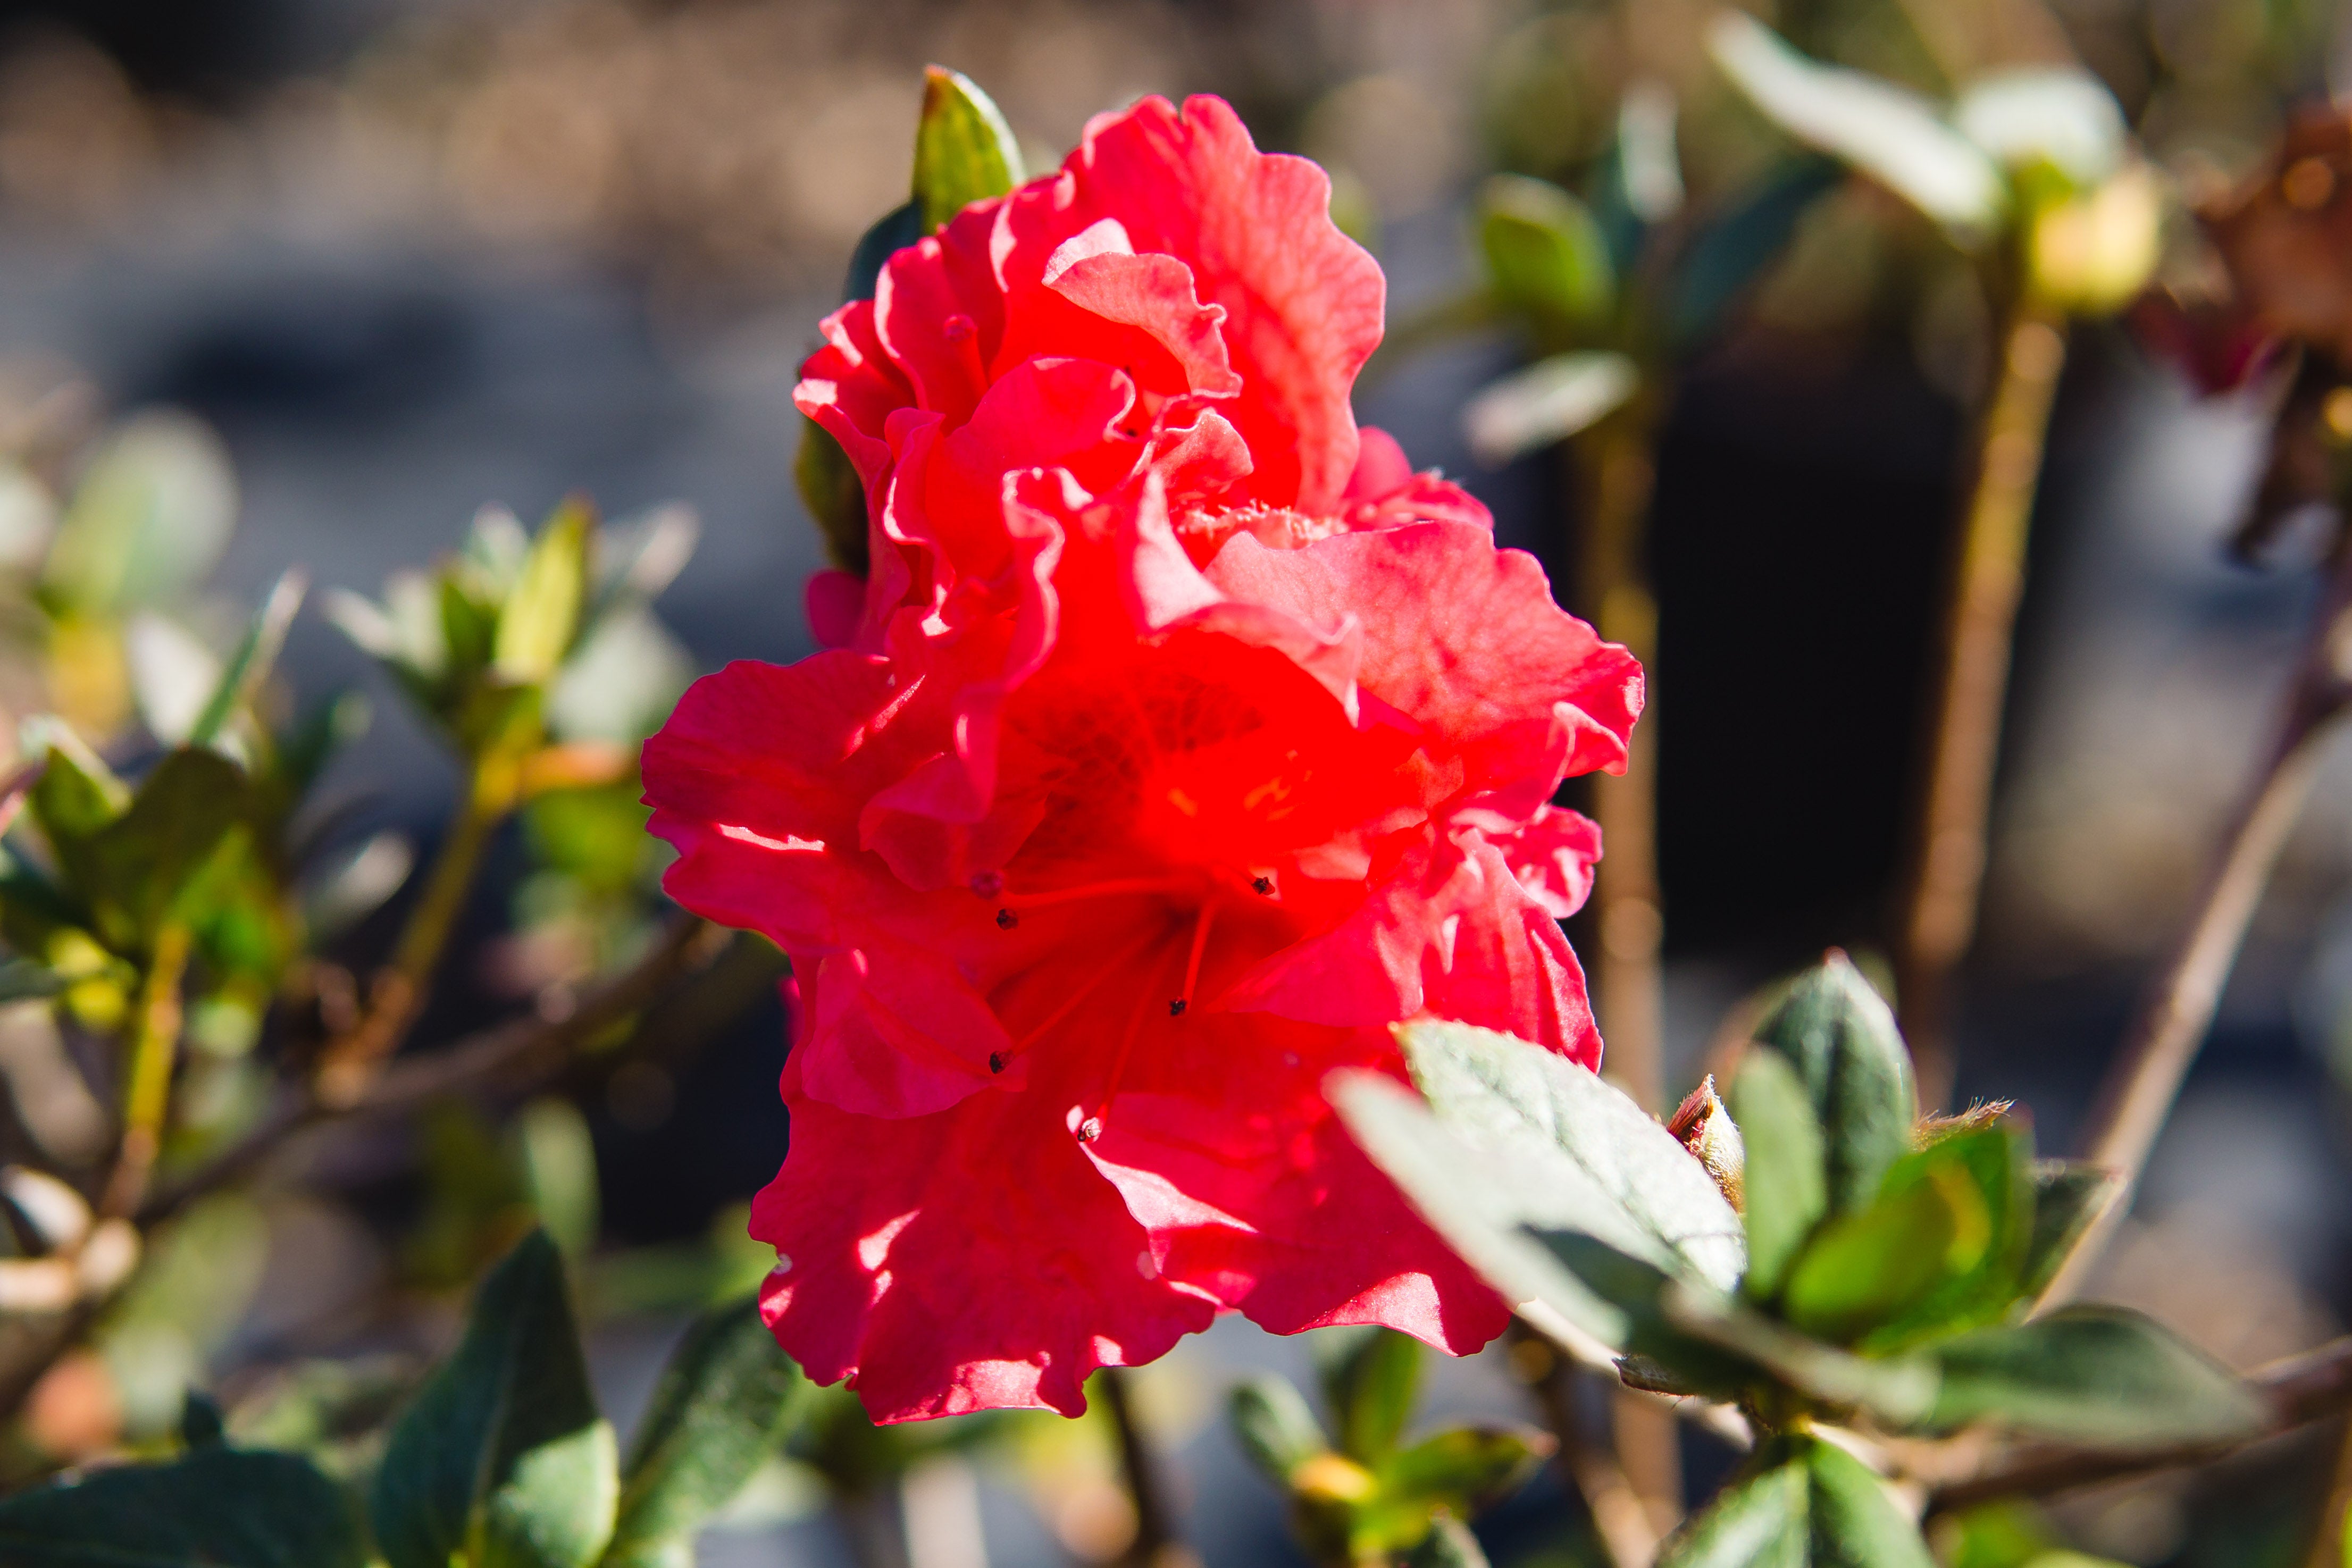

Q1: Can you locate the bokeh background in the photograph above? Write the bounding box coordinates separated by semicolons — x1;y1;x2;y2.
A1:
0;0;2347;1561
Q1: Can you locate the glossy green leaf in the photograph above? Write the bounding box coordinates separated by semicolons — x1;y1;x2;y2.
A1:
1229;1373;1328;1482
1463;351;1639;465
1707;13;2004;236
1728;1049;1827;1302
1782;1156;1983;1344
1394;1019;1745;1288
495;501;593;686
371;1229;618;1568
913;66;1024;234
1855;1126;2034;1348
2018;1161;2124;1300
1750;955;1915;1218
1924;1306;2265;1447
1658;1436;1933;1568
1477;175;1614;330
1379;1424;1549;1513
1319;1326;1422;1465
0;1445;367;1568
604;1296;810;1568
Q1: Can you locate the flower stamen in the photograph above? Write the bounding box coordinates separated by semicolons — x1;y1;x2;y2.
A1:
996;923;1164;1067
994;876;1195;911
1169;902;1216;1017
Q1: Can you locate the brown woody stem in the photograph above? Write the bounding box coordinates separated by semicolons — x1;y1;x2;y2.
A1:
1897;301;2069;1111
313;745;518;1106
1575;406;1681;1531
1099;1366;1193;1568
2043;533;2352;1305
1519;1332;1662;1568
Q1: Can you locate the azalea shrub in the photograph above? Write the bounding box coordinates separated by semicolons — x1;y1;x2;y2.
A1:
0;31;2345;1568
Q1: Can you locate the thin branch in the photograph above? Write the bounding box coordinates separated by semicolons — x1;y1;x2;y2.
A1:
1098;1366;1195;1568
140;912;724;1228
2042;534;2352;1306
1519;1334;1662;1568
1929;1335;2352;1508
97;921;191;1220
1897;303;2070;1110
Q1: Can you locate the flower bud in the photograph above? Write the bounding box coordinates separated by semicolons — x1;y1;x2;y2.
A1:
1666;1074;1745;1213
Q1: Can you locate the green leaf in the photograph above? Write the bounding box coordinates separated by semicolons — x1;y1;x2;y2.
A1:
1658;1437;1934;1568
180;1388;227;1448
1406;1516;1491;1568
0;1444;367;1567
1667;154;1843;345
1476;175;1615;330
40;412;237;616
495;501;594;686
1319;1327;1422;1465
1924;1306;2265;1447
604;1296;810;1568
913;66;1024;234
189;569;307;749
76;749;251;950
795;420;869;575
28;735;127;858
510;1097;599;1261
1803;1438;1936;1567
844;202;925;303
371;1229;619;1568
1394;1019;1746;1288
1856;1126;2034;1348
1229;1373;1328;1482
1781;1154;1985;1345
1749;954;1915;1218
1379;1424;1549;1513
2017;1161;2123;1300
1727;1049;1827;1302
1656;1446;1806;1568
1463;351;1639;465
1707;13;2004;237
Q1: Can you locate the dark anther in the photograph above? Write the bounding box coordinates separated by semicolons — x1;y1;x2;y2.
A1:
1168;999;1187;1017
995;908;1018;930
1251;876;1273;895
1077;1117;1102;1143
989;1052;1007;1074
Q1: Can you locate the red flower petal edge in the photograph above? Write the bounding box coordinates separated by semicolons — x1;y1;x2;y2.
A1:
645;93;1643;1422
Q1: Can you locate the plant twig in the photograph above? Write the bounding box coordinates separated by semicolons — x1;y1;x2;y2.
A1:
313;750;515;1106
140;912;724;1228
1897;303;2069;1111
1517;1333;1661;1568
1928;1335;2352;1508
97;921;190;1220
1575;405;1684;1531
1098;1366;1195;1568
2041;533;2352;1306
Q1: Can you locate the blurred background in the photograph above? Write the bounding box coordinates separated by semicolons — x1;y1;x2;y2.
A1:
0;0;2345;1562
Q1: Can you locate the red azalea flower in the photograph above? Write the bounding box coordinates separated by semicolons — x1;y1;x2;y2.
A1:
642;94;1642;1422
